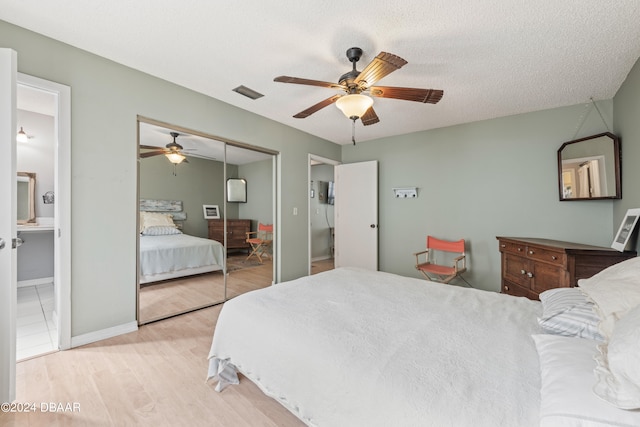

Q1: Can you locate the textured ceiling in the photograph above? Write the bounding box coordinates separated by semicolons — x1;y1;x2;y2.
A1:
3;1;640;145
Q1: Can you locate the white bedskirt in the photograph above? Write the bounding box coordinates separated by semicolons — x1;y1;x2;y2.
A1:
208;267;543;427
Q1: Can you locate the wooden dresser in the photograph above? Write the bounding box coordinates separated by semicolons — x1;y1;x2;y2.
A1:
497;236;636;300
208;219;251;251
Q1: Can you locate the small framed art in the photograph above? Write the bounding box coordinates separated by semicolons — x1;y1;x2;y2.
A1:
611;208;640;251
203;205;220;219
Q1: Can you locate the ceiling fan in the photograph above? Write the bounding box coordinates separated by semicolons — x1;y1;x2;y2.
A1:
274;47;443;142
140;131;191;164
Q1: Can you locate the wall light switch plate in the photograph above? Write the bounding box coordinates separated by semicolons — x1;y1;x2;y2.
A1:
392;187;418;198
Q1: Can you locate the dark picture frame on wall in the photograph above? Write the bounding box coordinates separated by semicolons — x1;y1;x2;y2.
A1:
227;178;247;203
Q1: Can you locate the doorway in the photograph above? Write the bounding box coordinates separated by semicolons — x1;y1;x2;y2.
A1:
15;74;71;359
137;118;277;324
308;154;340;275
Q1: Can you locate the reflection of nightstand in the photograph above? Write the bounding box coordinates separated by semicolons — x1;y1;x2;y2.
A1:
330;227;335;258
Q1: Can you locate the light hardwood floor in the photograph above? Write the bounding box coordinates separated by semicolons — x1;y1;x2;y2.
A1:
4;258;335;426
139;254;274;324
2;304;305;427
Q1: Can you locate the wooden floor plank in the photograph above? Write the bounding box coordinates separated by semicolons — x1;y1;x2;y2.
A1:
2;257;334;426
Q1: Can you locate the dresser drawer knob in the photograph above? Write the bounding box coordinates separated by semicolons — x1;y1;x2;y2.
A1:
520;269;526;275
501;244;506;248
504;285;510;291
551;256;557;260
517;248;522;252
527;272;533;278
529;250;534;255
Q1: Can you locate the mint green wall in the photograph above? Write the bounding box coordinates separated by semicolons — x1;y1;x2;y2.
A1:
238;158;273;232
1;20;341;337
139;155;238;238
613;55;640;250
342;102;615;291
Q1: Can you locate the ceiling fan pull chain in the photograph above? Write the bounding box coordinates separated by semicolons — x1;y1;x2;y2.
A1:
352;119;356;145
173;163;177;176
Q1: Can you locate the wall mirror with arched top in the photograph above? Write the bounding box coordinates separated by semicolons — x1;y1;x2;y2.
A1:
557;132;621;201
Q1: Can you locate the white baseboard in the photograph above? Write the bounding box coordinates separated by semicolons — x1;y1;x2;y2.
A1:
71;321;138;348
18;277;54;288
311;255;332;262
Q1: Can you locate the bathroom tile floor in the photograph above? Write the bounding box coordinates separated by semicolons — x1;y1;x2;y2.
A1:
16;283;57;361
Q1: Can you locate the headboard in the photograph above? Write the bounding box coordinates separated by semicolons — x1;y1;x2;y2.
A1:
140;199;187;227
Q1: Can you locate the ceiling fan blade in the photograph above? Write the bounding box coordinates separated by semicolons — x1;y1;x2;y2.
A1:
140;145;164;150
274;76;344;90
361;107;380;126
354;52;408;88
293;94;342;119
139;150;166;158
369;86;444;104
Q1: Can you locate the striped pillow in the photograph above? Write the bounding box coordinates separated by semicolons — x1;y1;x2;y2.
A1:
141;226;182;236
538;287;604;341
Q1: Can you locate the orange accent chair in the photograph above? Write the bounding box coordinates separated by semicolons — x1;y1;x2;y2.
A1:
246;223;273;263
414;236;467;284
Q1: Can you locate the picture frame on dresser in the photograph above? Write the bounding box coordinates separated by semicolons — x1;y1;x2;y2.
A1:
612;208;640;252
203;205;220;219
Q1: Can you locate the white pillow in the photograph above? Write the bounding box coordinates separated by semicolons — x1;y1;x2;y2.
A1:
140;212;176;233
593;304;640;409
538;287;604;341
141;226;182;236
533;334;640;427
578;257;640;337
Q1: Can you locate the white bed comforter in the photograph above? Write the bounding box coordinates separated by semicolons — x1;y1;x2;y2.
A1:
139;234;224;279
207;267;543;427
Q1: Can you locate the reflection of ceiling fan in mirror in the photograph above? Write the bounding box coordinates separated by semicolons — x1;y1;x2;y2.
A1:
140;131;191;164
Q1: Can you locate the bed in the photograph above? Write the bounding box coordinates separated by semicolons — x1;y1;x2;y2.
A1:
207;264;640;426
139;206;225;284
139;233;224;284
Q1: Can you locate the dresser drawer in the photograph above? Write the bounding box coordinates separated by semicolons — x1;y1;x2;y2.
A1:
499;241;526;255
502;280;537;300
525;245;566;267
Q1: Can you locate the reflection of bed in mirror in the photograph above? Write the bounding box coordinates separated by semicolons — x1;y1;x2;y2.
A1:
139;199;225;284
139;233;224;284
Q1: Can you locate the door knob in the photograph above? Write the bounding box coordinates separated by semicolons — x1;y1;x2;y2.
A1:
370;224;376;228
12;237;24;248
0;238;5;250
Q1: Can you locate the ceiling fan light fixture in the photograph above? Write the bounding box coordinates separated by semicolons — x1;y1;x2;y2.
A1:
16;126;28;143
336;94;373;120
165;152;186;164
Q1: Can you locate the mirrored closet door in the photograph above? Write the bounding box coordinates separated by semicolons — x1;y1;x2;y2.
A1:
137;118;276;324
224;144;275;299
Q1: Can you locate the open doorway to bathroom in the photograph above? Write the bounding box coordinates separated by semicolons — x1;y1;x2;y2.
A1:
15;76;70;360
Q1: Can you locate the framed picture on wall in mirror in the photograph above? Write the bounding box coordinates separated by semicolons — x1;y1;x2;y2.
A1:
203;204;220;219
227;178;247;203
611;208;640;251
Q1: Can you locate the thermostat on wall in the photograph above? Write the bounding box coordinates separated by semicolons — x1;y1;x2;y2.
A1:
393;187;418;198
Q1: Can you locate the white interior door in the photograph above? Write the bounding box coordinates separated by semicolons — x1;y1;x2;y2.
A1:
1;48;18;404
334;160;378;270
